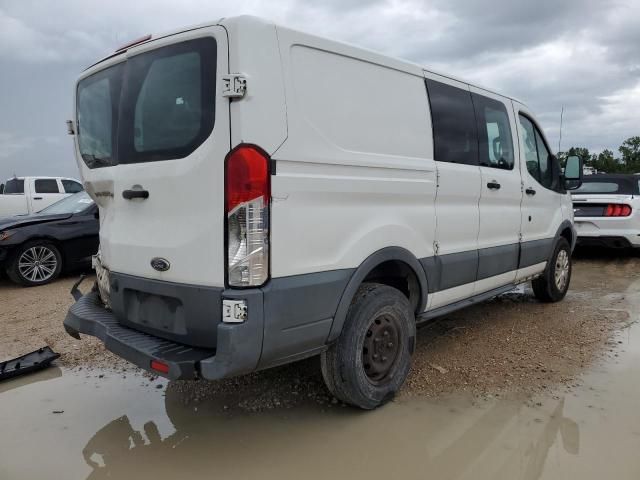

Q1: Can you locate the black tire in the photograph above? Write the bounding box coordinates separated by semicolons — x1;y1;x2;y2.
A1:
6;241;63;287
320;283;415;409
532;238;572;303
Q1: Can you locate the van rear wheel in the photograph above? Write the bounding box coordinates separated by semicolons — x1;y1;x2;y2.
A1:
320;283;415;409
532;238;572;303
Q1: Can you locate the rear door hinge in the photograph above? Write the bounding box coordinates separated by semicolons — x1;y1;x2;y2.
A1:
222;74;247;98
434;241;440;255
518;233;523;242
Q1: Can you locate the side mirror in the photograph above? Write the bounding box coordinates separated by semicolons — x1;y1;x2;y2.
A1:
563;155;583;190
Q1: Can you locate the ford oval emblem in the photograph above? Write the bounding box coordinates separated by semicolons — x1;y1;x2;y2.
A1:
151;257;170;272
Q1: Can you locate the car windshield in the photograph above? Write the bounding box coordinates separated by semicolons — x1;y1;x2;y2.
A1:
39;191;94;214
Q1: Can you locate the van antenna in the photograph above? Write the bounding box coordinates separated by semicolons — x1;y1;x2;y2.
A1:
558;106;564;154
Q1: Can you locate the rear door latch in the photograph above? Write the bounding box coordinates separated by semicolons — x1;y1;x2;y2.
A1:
221;74;247;98
222;299;248;323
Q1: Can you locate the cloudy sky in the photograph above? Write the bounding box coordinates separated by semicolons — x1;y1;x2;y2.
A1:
1;0;639;181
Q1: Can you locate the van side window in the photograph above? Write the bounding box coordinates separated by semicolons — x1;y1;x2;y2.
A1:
472;94;514;170
518;114;553;189
425;79;478;166
62;180;84;194
34;179;60;194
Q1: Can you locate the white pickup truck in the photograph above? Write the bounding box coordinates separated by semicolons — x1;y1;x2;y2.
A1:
0;176;84;218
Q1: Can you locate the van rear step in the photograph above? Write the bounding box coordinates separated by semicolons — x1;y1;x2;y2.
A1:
0;346;60;381
64;292;215;380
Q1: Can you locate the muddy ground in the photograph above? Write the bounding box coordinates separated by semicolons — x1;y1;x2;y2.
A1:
1;250;637;409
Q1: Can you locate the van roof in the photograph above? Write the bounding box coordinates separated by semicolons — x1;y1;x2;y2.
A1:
86;15;524;106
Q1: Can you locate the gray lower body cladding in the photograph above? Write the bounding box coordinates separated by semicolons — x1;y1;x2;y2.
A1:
421;238;555;294
64;235;562;381
64;269;353;380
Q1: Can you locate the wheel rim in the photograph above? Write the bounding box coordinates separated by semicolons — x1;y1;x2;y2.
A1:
554;249;570;291
18;246;58;283
362;313;401;384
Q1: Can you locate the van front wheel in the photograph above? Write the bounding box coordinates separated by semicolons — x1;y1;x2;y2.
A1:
321;283;415;409
532;238;572;303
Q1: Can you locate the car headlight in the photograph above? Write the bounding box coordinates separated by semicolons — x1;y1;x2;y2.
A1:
0;230;15;241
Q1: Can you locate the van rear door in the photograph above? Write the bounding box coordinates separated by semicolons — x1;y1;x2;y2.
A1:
75;27;229;287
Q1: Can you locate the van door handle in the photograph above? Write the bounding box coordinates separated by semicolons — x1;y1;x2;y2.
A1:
487;181;501;190
526;188;537;196
122;189;149;200
33;197;43;200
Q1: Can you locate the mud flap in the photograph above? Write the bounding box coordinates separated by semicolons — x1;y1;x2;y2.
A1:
0;346;60;381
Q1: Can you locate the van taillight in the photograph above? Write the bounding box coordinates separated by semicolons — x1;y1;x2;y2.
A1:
225;145;270;287
605;204;631;217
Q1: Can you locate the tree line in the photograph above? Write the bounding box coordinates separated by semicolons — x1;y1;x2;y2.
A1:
559;136;640;174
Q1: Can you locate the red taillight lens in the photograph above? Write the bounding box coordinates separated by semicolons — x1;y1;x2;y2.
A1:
225;145;270;287
225;145;270;213
150;360;170;375
605;204;631;217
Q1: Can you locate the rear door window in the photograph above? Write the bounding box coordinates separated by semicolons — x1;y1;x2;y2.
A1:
77;37;216;167
77;64;123;168
426;79;478;166
132;52;202;154
34;179;60;194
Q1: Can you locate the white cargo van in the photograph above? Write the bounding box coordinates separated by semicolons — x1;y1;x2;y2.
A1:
0;176;83;217
64;16;583;409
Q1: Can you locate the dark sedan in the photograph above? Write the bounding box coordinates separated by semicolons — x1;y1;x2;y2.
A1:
0;191;99;286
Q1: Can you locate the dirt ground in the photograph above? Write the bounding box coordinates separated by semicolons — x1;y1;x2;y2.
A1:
1;250;637;409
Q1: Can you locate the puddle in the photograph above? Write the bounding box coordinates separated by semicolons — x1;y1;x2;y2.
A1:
1;328;639;479
1;270;639;479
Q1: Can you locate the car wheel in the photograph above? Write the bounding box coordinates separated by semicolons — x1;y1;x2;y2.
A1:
532;238;572;303
7;241;62;287
320;283;415;409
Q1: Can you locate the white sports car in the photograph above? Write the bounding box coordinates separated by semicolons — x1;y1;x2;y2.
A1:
572;174;640;249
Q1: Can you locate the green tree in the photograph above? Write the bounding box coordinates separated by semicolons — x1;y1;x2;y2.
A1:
566;147;591;163
619;136;640;173
592;149;619;173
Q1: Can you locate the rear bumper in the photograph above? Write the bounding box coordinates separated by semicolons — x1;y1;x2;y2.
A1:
64;291;263;380
574;219;640;247
576;235;637;249
64;269;353;380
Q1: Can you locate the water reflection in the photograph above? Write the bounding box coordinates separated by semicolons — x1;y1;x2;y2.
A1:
81;389;579;480
0;366;62;394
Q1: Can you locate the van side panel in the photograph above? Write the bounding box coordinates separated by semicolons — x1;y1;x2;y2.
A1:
225;17;288;154
270;28;437;279
423;74;481;309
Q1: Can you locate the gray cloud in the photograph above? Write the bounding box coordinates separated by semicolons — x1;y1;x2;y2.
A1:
1;0;638;182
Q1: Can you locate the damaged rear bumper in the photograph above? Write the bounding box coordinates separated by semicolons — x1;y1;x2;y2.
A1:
64;291;264;381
